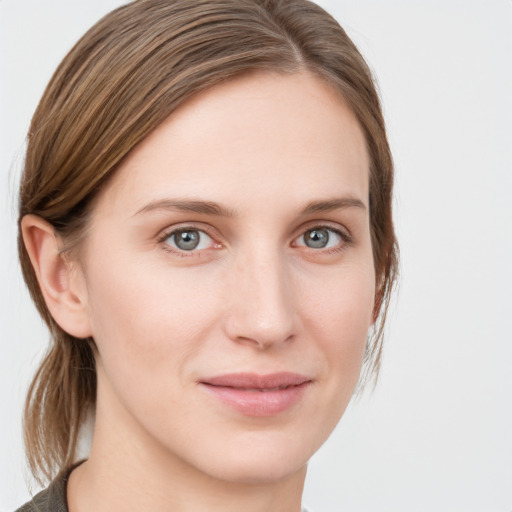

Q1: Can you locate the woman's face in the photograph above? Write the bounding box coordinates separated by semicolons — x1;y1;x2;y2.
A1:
77;71;375;483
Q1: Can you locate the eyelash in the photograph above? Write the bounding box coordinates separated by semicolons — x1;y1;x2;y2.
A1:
293;225;353;255
157;225;218;258
157;223;353;257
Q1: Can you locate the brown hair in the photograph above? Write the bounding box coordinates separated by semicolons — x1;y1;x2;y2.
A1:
18;0;398;485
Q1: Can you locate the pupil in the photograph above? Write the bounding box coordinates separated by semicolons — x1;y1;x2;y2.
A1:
305;228;329;248
175;230;200;250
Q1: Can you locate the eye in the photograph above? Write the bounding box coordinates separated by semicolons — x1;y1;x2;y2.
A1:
163;228;215;252
294;227;345;250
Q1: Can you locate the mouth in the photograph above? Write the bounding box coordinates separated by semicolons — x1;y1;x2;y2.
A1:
199;372;312;417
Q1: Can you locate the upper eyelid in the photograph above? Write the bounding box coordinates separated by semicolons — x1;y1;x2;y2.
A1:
294;220;352;239
158;222;217;240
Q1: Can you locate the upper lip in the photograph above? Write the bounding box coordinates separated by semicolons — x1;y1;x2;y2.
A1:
200;372;312;390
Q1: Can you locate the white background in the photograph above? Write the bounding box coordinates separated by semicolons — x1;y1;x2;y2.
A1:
1;1;511;511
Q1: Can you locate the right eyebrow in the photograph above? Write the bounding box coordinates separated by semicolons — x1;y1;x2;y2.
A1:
133;199;237;218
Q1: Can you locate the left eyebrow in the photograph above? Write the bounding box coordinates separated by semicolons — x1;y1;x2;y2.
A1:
299;197;367;215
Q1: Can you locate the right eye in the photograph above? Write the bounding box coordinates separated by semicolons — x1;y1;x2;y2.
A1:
162;228;216;254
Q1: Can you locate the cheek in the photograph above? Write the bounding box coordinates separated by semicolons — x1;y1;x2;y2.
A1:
303;261;375;340
82;262;203;430
291;264;374;443
300;262;375;390
83;250;222;381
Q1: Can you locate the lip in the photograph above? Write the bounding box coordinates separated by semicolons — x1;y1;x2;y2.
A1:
199;372;312;417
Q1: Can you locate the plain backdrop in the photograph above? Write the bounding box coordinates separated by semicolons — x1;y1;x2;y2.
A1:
1;1;511;511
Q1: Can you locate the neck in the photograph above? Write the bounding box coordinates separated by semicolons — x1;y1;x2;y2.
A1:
68;456;306;512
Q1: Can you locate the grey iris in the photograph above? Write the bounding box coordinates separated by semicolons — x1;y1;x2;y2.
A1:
304;228;329;248
174;230;200;250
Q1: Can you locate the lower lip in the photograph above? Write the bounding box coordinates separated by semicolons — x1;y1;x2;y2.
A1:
200;382;311;417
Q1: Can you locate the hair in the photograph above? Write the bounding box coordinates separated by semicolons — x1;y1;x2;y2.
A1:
18;0;398;485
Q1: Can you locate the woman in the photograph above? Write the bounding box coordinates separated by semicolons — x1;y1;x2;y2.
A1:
16;0;397;510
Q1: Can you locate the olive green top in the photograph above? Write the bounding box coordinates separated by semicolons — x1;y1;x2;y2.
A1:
15;464;76;512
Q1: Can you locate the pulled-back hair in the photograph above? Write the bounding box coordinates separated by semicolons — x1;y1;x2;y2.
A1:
18;0;398;485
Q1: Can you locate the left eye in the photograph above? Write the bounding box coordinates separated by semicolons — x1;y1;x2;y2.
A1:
295;227;343;249
164;229;214;252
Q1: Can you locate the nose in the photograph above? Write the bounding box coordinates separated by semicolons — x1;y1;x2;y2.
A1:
223;248;298;350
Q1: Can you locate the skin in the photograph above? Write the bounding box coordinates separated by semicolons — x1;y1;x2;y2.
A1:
23;70;375;512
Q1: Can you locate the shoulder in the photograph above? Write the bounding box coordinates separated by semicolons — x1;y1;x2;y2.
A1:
14;462;85;512
14;478;67;512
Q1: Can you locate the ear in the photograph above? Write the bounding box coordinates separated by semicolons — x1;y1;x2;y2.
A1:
21;214;92;338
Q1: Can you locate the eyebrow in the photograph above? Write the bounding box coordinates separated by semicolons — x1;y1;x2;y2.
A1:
134;196;366;218
300;197;366;215
134;199;236;217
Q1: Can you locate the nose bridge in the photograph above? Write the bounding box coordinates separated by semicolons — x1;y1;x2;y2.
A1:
224;241;296;348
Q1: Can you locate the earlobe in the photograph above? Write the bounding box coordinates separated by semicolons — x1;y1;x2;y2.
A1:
21;214;92;338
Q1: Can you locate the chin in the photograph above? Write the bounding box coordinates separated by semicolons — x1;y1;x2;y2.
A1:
204;454;308;485
185;429;320;485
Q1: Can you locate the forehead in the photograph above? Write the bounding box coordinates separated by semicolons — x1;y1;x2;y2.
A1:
95;70;369;215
